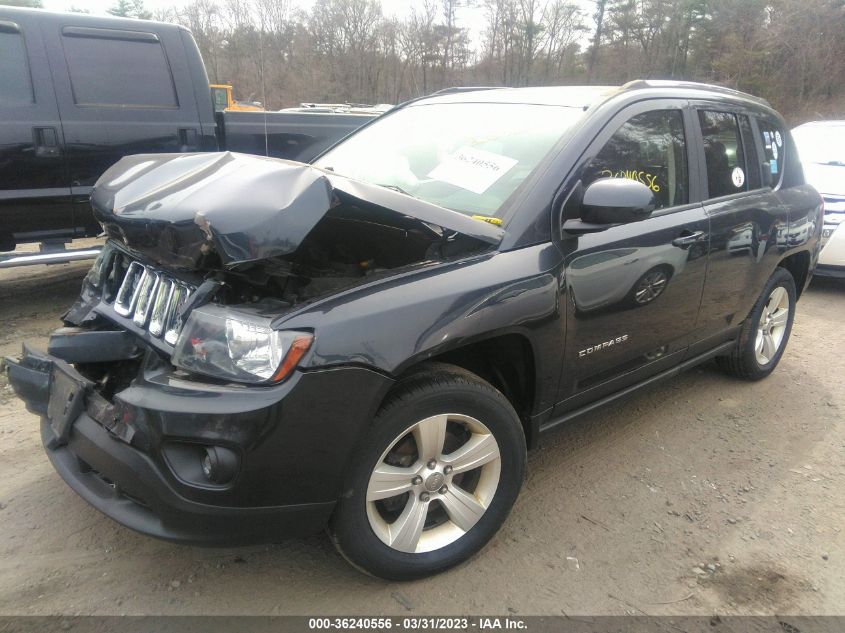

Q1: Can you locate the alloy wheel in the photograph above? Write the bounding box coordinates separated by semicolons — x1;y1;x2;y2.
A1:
365;413;501;554
755;285;790;365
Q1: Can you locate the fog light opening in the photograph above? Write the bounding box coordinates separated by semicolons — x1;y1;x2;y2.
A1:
201;446;239;485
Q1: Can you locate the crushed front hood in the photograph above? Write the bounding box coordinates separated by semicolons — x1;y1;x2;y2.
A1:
91;152;504;270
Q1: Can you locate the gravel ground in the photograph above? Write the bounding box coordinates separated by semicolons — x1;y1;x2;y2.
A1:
0;254;843;616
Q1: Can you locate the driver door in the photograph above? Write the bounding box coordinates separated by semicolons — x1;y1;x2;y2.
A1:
554;101;710;411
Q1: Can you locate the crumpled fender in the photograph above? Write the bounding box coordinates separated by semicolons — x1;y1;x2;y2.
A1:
91;152;504;270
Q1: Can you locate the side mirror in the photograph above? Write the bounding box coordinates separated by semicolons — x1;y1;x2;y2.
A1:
580;178;656;225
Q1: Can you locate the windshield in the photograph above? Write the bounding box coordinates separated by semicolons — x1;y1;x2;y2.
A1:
315;102;586;218
793;124;845;165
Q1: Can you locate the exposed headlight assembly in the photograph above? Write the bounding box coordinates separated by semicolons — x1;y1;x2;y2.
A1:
172;305;312;384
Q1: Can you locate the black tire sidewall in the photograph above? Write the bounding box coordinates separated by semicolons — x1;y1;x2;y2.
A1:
331;372;526;580
738;267;797;378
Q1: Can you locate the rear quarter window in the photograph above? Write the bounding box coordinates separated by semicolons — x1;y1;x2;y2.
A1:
61;27;178;108
756;114;786;187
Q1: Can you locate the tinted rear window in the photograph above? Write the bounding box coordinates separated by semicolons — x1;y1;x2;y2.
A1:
0;27;34;106
61;29;177;108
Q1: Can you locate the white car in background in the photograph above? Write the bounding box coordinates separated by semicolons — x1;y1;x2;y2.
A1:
792;121;845;278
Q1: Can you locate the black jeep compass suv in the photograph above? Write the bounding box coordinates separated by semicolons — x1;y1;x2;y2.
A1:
5;80;822;580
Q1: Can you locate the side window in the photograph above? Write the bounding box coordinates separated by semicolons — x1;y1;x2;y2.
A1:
0;24;34;106
61;28;178;108
698;110;747;199
756;114;786;187
585;109;688;210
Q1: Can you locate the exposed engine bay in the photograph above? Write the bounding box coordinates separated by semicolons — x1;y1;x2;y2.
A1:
53;151;501;398
214;207;491;306
87;151;501;310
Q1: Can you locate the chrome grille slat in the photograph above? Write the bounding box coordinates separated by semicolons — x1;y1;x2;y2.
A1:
133;273;160;327
149;279;175;337
106;257;195;346
164;285;192;345
114;262;145;316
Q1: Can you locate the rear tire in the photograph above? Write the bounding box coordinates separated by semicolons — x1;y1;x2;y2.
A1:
329;363;526;580
716;267;796;380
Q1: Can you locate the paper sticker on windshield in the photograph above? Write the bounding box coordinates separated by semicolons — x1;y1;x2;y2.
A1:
775;130;783;147
771;143;778;160
427;146;518;194
770;160;778;174
731;167;745;188
763;131;771;147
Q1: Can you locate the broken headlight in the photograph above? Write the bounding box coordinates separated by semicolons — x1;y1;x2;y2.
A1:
172;305;312;384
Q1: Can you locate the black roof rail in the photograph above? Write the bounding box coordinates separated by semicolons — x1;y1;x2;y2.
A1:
620;79;771;107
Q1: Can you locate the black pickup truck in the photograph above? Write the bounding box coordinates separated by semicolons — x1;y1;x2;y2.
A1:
5;81;823;580
0;7;377;252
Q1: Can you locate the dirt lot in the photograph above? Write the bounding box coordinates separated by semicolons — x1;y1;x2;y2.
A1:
0;254;843;616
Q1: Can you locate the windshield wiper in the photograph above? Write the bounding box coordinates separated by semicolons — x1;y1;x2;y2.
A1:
377;183;414;197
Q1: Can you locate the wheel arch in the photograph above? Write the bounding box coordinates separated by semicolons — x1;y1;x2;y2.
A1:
777;249;811;299
392;331;539;448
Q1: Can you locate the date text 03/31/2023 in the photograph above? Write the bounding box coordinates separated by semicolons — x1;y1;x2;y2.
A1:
307;617;527;629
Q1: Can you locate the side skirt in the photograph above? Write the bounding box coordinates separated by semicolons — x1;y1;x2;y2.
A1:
539;340;736;435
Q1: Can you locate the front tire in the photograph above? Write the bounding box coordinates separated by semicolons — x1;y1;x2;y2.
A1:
716;267;796;380
330;364;526;580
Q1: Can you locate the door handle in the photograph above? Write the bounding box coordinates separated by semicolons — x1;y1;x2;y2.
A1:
672;230;706;248
33;126;61;158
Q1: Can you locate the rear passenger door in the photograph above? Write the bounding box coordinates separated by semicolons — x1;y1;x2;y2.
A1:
41;20;203;236
690;105;789;354
0;14;70;247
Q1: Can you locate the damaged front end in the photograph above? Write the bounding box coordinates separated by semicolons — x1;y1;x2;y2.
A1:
1;151;502;544
8;151;501;407
55;151;501;382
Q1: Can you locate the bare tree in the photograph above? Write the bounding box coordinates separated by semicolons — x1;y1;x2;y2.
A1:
154;0;845;122
586;0;608;82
